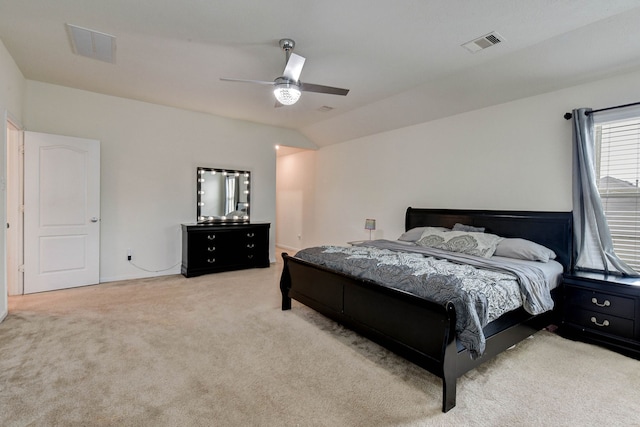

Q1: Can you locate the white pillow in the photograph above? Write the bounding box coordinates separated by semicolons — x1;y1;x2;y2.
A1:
416;228;503;258
494;238;556;262
398;226;449;242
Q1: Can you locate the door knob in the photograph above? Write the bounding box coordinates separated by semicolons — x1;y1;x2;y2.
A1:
90;217;99;223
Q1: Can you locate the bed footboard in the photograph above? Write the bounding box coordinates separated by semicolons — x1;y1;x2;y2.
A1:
281;252;460;412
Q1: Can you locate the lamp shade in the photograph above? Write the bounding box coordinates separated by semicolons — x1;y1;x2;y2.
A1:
274;82;301;105
365;219;376;230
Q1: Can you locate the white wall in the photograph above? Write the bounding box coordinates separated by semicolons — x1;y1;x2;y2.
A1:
277;68;640;250
276;150;316;251
0;39;26;321
24;80;313;282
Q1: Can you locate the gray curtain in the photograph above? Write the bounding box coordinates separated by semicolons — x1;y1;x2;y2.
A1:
572;108;638;276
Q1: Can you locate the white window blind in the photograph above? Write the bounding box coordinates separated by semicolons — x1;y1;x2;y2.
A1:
595;115;640;271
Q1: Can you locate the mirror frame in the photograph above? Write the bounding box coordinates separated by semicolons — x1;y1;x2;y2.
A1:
197;167;251;223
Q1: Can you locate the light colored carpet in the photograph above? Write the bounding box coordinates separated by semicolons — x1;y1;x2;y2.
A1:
1;253;639;426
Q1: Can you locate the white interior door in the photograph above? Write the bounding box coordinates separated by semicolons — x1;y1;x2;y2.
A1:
24;131;100;294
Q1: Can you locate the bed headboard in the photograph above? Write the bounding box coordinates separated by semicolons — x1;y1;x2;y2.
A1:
405;207;573;272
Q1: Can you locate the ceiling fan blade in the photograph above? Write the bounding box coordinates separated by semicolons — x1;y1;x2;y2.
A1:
282;53;305;82
220;78;274;85
299;82;349;96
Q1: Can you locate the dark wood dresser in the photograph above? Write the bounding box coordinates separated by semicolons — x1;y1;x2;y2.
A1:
561;271;640;359
181;223;270;277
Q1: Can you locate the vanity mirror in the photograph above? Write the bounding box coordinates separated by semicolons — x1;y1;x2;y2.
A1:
197;167;250;222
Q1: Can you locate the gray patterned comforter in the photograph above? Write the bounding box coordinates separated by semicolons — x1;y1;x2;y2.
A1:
294;240;555;359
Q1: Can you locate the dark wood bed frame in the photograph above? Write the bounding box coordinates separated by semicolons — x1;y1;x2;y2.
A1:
280;208;572;412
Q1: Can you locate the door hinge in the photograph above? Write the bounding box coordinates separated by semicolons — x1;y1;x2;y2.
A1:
19;204;25;213
18;265;25;273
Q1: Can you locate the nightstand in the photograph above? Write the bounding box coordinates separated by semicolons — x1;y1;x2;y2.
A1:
560;271;640;359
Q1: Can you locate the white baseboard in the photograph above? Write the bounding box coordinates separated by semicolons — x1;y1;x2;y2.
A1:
276;244;301;252
100;268;182;284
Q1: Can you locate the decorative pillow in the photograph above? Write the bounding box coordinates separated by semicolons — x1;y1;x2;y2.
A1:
398;226;449;242
416;228;502;258
452;223;485;233
494;238;557;262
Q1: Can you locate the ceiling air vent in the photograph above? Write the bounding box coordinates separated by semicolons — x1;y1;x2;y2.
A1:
317;106;334;112
66;24;116;63
461;32;504;53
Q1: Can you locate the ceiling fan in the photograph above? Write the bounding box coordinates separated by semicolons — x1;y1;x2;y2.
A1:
220;39;349;106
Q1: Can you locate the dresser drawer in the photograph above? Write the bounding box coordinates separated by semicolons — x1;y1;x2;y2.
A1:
189;229;235;246
564;286;635;319
565;307;635;339
188;247;236;267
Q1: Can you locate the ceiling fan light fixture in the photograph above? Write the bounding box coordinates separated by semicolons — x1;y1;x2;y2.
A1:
274;82;301;105
221;39;348;107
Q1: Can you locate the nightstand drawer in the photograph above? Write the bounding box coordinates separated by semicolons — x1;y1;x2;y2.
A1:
565;308;635;339
564;287;635;319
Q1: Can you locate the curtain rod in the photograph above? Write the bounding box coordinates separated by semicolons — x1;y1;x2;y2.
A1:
564;101;640;120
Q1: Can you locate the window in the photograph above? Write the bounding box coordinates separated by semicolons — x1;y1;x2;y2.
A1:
595;114;640;271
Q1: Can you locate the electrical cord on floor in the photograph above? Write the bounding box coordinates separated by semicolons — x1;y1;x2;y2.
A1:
128;259;181;273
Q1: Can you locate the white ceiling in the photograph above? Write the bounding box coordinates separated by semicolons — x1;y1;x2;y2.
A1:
2;0;640;148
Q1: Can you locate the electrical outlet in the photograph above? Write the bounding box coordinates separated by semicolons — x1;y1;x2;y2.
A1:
127;248;132;261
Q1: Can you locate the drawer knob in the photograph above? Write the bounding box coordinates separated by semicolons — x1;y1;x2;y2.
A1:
207;234;216;240
207;258;216;263
208;246;216;252
247;232;255;238
247;254;254;259
247;243;255;249
591;297;611;307
590;316;610;327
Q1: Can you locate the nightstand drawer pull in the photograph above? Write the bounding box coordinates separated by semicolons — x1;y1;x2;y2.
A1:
247;232;255;238
591;297;611;307
208;246;216;252
207;234;216;240
247;243;255;248
207;258;216;263
590;316;610;327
